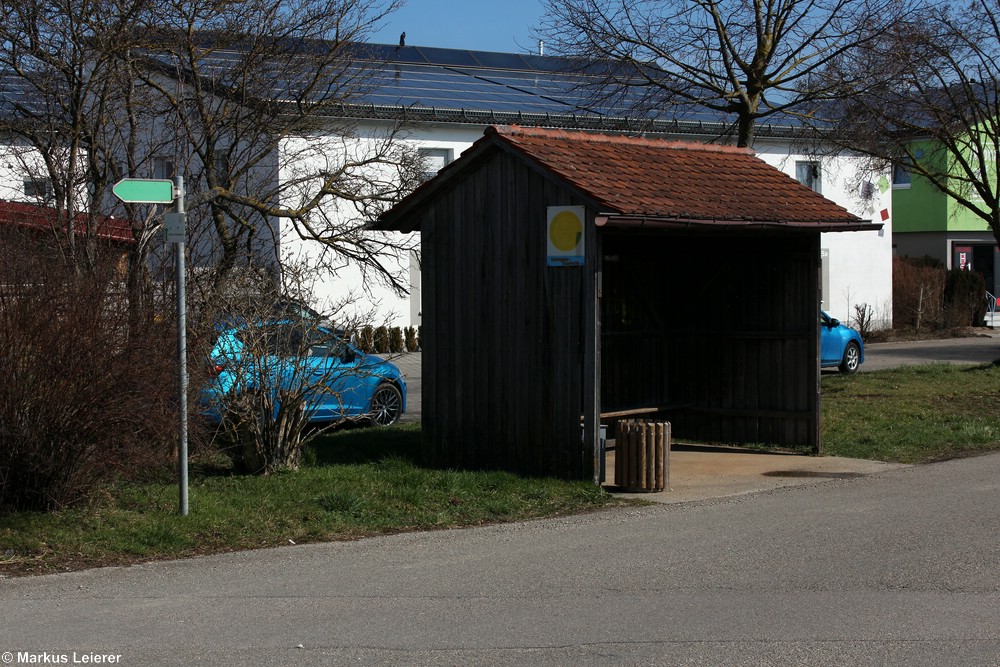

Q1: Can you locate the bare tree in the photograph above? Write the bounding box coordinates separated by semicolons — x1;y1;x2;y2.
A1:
2;0;421;331
0;0;154;267
126;0;421;323
0;0;187;335
819;0;1000;248
537;0;910;147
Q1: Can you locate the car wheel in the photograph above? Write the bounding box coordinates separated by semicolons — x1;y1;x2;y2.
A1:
839;341;861;374
369;382;402;426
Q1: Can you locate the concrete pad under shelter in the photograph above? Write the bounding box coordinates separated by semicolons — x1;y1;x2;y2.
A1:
604;442;909;504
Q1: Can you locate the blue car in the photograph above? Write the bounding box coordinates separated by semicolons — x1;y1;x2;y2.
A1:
820;311;864;374
202;321;406;426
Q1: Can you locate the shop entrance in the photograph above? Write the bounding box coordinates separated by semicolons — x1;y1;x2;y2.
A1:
953;243;1000;295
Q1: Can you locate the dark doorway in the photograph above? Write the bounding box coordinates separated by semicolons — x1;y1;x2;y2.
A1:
972;244;998;295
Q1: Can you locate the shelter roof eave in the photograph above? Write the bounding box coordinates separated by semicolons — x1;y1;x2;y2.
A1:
374;128;606;232
376;125;873;234
596;214;881;234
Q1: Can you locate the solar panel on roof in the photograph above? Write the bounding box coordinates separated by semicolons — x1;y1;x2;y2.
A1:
469;52;531;70
345;60;612;115
0;37;789;132
412;47;479;67
387;47;429;65
518;54;583;73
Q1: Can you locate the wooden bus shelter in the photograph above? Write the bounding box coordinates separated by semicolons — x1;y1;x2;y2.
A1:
377;125;880;481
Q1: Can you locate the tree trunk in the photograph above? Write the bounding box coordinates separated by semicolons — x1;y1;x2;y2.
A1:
736;111;757;148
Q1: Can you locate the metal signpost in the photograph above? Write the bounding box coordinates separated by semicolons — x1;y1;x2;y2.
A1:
114;178;189;516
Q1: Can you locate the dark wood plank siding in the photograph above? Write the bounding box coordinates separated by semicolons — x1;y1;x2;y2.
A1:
417;148;823;479
600;231;820;449
421;150;594;478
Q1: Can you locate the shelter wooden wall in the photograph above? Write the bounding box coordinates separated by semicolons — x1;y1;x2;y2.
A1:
420;149;599;478
415;147;823;479
600;231;820;449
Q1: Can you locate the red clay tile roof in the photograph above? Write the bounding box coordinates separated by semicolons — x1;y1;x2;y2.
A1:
0;200;134;243
488;125;863;226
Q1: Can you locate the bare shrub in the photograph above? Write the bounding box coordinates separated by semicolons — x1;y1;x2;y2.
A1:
943;268;987;327
0;230;176;512
200;265;388;474
893;257;945;332
853;303;874;341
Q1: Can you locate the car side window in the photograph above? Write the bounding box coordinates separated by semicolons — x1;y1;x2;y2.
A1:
264;327;304;356
307;344;330;357
239;324;350;358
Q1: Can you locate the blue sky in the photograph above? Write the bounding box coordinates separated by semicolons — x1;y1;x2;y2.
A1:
370;0;548;54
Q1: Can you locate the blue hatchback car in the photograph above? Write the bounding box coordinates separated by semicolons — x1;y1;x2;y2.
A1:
820;311;864;374
201;321;406;426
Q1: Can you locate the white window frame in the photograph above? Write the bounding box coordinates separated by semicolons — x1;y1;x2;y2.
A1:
23;177;51;200
418;147;453;182
892;160;912;189
795;160;822;194
153;156;176;181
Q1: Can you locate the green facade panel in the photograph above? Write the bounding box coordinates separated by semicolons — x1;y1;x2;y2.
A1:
893;137;994;234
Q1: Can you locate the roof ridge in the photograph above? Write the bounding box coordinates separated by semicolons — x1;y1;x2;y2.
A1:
491;124;754;154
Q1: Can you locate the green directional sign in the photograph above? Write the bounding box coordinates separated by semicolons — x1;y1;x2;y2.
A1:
113;178;175;204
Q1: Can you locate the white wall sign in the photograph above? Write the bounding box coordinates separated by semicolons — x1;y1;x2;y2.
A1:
546;205;585;266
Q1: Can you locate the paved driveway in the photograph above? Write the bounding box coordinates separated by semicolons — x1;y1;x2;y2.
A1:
389;352;421;422
862;331;1000;371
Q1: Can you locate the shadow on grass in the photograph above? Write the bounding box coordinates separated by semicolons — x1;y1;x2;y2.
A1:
303;422;422;467
962;358;1000;372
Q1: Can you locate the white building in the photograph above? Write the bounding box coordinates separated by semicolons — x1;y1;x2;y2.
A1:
271;44;892;329
2;43;892;329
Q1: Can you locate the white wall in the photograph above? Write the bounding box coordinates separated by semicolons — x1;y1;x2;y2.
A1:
0;140;89;209
1;118;891;331
755;142;893;328
275;127;460;328
275;126;894;331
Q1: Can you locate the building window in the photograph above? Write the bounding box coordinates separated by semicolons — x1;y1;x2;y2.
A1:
795;161;822;194
418;148;452;181
23;178;51;200
892;160;911;188
153;156;176;181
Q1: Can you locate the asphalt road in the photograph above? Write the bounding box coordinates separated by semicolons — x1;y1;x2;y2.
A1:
862;331;1000;371
3;453;999;666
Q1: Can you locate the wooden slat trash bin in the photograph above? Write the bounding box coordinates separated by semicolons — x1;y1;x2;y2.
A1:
615;419;670;492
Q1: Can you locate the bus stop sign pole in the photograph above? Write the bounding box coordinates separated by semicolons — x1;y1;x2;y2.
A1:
170;178;188;516
114;177;188;516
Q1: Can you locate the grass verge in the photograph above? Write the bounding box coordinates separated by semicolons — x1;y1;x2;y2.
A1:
822;361;1000;462
6;362;1000;577
0;423;632;577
